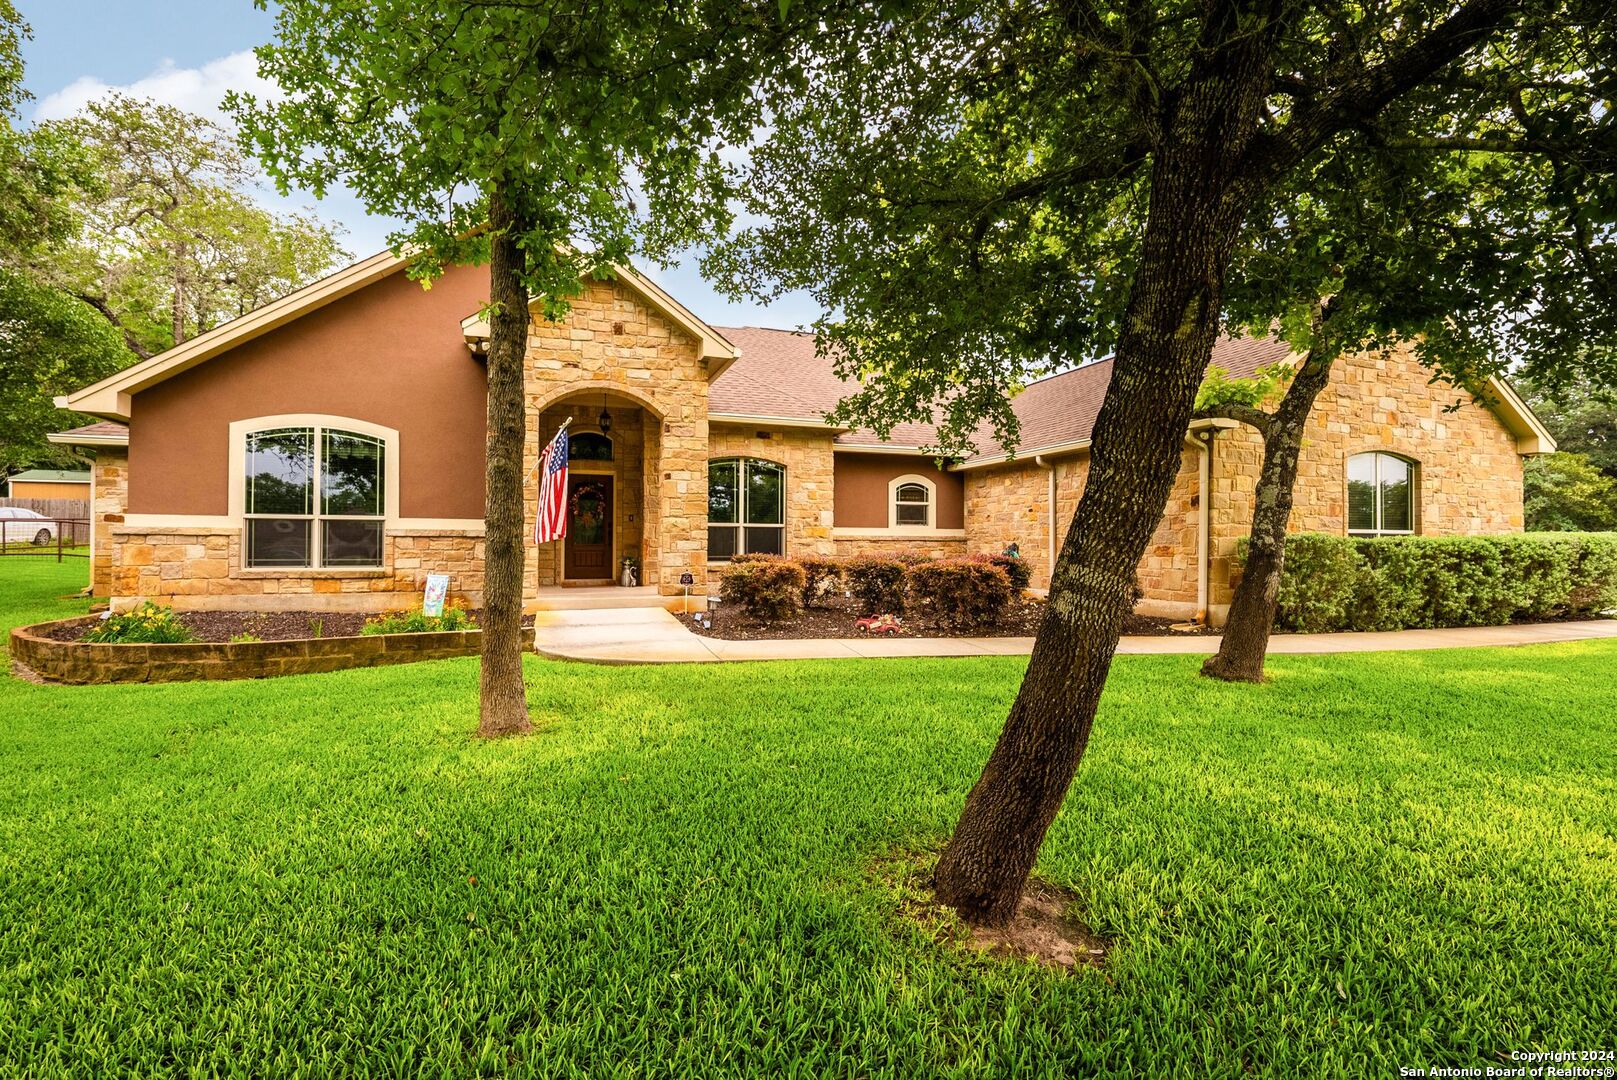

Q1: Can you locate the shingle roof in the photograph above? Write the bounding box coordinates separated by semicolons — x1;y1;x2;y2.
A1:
52;422;129;439
7;469;91;483
709;326;1295;461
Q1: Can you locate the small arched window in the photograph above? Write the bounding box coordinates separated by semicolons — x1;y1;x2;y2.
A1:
708;457;785;559
889;474;937;529
570;431;613;461
1347;452;1416;536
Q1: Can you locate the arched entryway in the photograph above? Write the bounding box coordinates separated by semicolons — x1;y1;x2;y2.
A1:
528;387;666;594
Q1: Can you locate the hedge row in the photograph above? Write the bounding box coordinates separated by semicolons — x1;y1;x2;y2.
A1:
720;552;1030;625
1257;533;1617;633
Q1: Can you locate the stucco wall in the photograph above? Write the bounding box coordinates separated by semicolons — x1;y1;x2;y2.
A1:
127;260;491;519
833;453;965;529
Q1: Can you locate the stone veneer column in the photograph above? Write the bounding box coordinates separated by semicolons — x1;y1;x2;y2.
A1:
90;448;128;599
521;279;713;602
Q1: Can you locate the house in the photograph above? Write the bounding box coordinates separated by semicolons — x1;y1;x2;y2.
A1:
49;250;1555;622
3;468;91;501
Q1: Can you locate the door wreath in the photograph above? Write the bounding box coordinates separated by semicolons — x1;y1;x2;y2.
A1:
569;482;608;535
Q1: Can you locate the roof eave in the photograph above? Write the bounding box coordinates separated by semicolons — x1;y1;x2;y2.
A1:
47;431;129;448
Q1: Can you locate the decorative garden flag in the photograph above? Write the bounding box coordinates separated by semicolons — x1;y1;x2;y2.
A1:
534;427;570;544
422;573;449;617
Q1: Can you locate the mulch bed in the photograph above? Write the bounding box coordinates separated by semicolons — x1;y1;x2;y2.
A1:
678;595;1220;641
42;610;534;643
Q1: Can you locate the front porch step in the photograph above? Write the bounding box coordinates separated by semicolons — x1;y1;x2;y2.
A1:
531;585;698;613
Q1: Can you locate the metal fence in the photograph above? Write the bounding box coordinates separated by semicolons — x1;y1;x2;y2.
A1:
0;517;91;560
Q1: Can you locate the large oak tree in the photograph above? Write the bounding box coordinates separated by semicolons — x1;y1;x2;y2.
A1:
714;0;1610;924
232;0;846;737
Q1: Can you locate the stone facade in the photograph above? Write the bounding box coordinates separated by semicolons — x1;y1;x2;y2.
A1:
1206;343;1528;617
90;448;128;599
831;535;969;561
105;526;484;613
962;455;1087;589
522;279;712;599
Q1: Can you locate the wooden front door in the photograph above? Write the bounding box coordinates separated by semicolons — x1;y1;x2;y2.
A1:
563;475;613;580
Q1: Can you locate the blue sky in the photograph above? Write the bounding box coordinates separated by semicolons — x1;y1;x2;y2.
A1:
16;1;818;330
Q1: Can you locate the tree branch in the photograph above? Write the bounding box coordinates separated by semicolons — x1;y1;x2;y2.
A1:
73;293;153;359
1192;402;1275;436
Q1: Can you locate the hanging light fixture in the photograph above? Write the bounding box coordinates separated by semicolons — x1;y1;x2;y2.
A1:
598;395;612;434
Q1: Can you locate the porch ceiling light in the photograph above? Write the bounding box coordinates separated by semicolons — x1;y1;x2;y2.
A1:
598;405;612;434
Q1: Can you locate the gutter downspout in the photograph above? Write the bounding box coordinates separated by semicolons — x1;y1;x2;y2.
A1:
1034;455;1057;589
1194;431;1213;625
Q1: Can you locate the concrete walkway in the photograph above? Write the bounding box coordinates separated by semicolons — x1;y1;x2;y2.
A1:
532;608;1617;665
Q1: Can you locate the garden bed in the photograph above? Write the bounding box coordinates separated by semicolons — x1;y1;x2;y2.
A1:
38;608;534;643
9;610;534;684
678;595;1220;640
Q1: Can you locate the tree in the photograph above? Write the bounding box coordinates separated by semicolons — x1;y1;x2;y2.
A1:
34;95;348;357
1526;381;1617;478
232;0;837;737
0;268;130;472
1524;453;1617;530
716;0;1610;924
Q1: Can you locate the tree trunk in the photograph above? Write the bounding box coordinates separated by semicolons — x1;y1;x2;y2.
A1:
478;182;534;738
1201;345;1337;682
932;7;1283;927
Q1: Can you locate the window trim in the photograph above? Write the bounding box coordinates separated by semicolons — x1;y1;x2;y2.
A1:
888;473;937;530
1346;450;1418;537
707;456;786;561
229;415;400;571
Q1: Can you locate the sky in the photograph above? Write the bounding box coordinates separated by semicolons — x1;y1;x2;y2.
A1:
15;0;820;330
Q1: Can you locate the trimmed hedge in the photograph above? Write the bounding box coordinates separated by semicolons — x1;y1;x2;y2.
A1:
719;559;807;623
844;556;909;615
797;555;844;608
907;559;1015;628
1260;533;1617;633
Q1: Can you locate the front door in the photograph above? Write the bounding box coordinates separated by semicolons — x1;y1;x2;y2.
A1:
563;475;613;581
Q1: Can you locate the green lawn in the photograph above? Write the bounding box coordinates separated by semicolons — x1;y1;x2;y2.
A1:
1;561;1613;1077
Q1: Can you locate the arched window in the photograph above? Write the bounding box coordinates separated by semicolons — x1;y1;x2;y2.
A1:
708;458;785;559
1347;452;1416;536
890;474;936;529
243;425;386;568
570;431;613;461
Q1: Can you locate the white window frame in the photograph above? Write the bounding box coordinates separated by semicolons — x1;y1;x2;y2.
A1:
707;457;786;560
229;415;400;570
1347;451;1417;537
888;473;937;530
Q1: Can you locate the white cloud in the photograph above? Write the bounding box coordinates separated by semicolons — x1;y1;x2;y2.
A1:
32;50;278;124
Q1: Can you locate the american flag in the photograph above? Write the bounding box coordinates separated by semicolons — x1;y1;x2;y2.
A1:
534;427;569;544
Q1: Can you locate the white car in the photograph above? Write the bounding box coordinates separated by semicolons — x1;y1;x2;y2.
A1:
0;507;58;545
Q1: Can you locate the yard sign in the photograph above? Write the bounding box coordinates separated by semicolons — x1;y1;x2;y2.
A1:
423;573;450;617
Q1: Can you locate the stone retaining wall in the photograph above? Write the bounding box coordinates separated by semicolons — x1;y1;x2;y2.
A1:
10;616;484;684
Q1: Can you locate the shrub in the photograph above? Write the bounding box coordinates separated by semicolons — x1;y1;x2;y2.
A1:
968;552;1032;592
82;601;196;644
796;555;844;607
1261;532;1617;633
906;559;1015;628
229;632;263;644
844;556;908;614
718;559;806;622
361;600;477;636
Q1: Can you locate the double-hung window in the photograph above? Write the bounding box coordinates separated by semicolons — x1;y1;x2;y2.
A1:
1347;452;1416;537
708;458;785;559
245;426;385;568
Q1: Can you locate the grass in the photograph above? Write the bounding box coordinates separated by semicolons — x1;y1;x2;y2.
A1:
1;560;1613;1076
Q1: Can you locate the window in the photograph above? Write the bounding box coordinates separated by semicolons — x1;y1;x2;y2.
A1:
1347;452;1415;536
708;458;784;559
570;431;613;461
244;426;385;568
890;475;936;528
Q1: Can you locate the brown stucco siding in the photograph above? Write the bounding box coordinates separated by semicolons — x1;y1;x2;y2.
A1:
128;260;491;519
833;452;964;529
